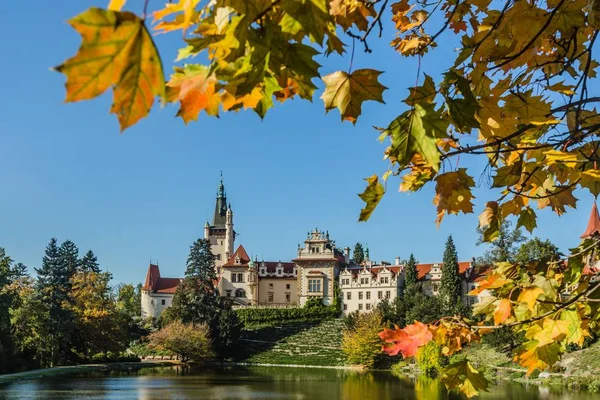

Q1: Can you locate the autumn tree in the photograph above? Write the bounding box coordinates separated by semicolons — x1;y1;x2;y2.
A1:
0;248;14;373
69;271;128;359
341;311;385;369
148;321;213;363
80;250;101;273
353;243;365;265
404;253;418;290
116;283;142;318
54;0;600;397
440;236;461;311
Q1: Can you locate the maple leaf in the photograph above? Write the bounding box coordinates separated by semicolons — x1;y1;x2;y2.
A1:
515;340;561;376
379;321;433;358
54;8;165;131
517;287;544;311
493;298;512;325
517;207;537;233
321;69;387;124
384;104;445;172
280;0;331;44
579;169;600;197
108;0;126;11
403;74;436;106
441;359;488;398
478;201;501;242
433;169;475;225
449;20;467;33
469;273;512;295
153;0;200;34
560;310;589;347
167;64;220;123
530;319;570;347
329;0;376;31
358;175;385;222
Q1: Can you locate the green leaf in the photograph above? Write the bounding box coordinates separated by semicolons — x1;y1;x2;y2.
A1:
280;0;330;44
446;98;480;132
358;175;385;221
441;359;489;398
517;207;537;233
403;74;436;106
493;161;523;188
384;104;445;171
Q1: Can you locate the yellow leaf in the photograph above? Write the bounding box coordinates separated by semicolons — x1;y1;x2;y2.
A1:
108;0;127;11
560;310;590;347
579;169;600;197
493;299;512;325
321;69;387;124
153;0;200;33
167;65;220;123
358;175;385;221
433;169;475;225
329;0;376;31
531;319;570;346
54;8;165;131
517;287;543;311
478;201;501;241
515;340;561;376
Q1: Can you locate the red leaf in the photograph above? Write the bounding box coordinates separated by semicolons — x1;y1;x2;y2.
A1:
379;321;433;358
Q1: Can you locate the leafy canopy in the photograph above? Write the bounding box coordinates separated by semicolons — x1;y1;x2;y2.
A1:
55;0;600;397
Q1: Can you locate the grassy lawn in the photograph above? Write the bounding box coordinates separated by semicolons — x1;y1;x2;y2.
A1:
236;319;347;367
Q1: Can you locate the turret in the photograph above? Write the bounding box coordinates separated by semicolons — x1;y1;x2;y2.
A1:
204;221;210;239
225;203;234;260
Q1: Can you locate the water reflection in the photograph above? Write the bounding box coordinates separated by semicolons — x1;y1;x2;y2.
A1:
0;366;597;400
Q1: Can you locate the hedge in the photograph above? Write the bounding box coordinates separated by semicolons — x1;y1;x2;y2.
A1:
236;300;339;326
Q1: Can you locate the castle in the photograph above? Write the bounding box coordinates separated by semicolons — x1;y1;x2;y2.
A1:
141;177;600;319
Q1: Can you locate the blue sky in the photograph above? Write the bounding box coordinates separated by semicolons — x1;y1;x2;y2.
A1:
0;1;596;284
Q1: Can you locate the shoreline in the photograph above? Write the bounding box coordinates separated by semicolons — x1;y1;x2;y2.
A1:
0;361;180;385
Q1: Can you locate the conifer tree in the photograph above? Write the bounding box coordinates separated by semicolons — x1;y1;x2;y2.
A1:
80;250;100;273
58;240;80;276
34;238;76;367
440;235;462;312
404;253;418;291
353;243;365;265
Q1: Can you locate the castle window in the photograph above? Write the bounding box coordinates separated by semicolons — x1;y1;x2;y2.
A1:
161;299;166;305
343;304;347;311
381;277;389;284
237;273;244;282
366;291;371;300
308;279;321;293
226;290;231;297
232;273;237;283
366;303;372;310
385;291;391;299
358;292;363;300
285;293;291;302
268;292;274;302
346;292;351;300
269;283;273;289
378;291;383;299
358;303;363;310
221;241;223;245
235;289;246;298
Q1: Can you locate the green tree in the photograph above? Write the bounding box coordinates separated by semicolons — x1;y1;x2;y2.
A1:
476;220;525;265
404;253;418;290
116;283;142;318
148;321;214;363
0;248;14;373
440;236;461;312
34;238;76;367
79;250;100;273
353;243;365;265
405;292;444;325
213;299;242;360
58;240;80;276
341;311;384;369
515;238;561;265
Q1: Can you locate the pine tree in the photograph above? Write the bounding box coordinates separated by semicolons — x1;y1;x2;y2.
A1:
80;250;100;273
440;235;462;313
404;253;418;290
353;243;365;264
34;238;76;367
58;240;80;276
167;239;219;325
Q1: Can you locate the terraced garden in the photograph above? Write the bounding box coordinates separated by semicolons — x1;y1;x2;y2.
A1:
236;319;348;367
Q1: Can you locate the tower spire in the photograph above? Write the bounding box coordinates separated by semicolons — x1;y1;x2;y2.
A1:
581;201;600;239
213;172;228;226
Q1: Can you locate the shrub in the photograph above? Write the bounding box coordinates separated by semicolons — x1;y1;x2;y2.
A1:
416;341;442;376
148;321;214;362
341;311;384;369
482;326;525;353
236;302;338;327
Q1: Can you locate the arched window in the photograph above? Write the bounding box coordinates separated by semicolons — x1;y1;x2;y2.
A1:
235;289;246;298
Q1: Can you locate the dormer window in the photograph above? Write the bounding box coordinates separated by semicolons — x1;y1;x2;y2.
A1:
260;268;266;275
277;268;282;274
235;255;241;265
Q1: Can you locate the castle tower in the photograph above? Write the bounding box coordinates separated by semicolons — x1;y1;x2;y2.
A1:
582;202;600;270
206;173;236;268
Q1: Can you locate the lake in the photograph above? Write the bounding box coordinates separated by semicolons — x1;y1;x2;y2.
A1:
0;365;597;400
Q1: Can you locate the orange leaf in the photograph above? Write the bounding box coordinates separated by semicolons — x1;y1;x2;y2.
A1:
167;65;220;123
493;299;512;325
469;273;512;295
449;20;467;33
379;321;433;358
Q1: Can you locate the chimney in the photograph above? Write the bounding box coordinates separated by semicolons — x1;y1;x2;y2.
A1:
395;256;401;266
344;247;350;264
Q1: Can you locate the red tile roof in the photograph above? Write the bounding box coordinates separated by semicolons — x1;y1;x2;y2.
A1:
416;262;472;280
259;261;295;274
142;264;181;294
581;202;600;238
222;245;251;267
